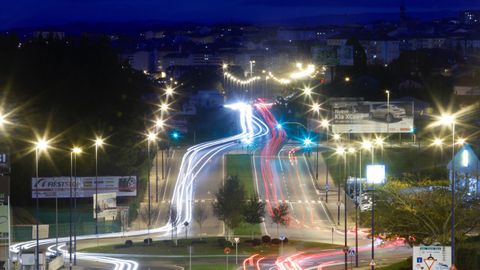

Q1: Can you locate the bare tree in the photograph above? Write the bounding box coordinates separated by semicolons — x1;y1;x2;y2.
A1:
194;204;208;236
137;204;160;228
271;203;290;237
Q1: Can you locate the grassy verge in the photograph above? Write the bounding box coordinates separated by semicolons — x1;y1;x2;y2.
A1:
233;222;261;236
377;258;410;270
81;237;340;256
226;154;255;198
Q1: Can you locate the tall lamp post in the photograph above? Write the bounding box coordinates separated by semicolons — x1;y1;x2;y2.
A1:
347;146;358;267
333;133;341;225
71;147;82;266
155;119;165;202
438;114;456;268
320;119;330;202
146;132;157;233
335;146;348;270
34;139;49;270
385;90;390;135
94;138;104;237
311;102;321;181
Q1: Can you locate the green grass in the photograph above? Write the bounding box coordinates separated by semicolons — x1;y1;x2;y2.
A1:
377;259;410;270
233;222;262;236
81;237;341;256
226;154;255;198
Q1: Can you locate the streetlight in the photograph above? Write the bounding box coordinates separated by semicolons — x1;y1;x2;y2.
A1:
154;118;165;202
344;77;350;82
34;139;48;270
159;103;169;113
385;90;390;134
437;113;456;268
336;146;349;270
146;132;157;233
94;138;104;237
346;146;357;269
71;146;82;266
335;146;346;227
320;119;330;202
311;102;321;182
333;133;341;142
0;114;5;126
303;86;313;97
165;86;174;97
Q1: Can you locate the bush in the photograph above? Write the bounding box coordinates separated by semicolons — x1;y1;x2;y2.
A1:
163;240;174;245
457;247;479;270
261;235;271;244
191;239;207;244
283;237;289;243
217;238;230;247
124;240;133;247
271;238;281;245
144;238;152;245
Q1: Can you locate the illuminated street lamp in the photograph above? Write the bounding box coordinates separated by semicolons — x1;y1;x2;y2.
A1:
160;103;169;113
456;138;466;145
344;76;350;82
146;131;157;233
94;138;104;238
303;86;313;97
311;102;321;114
333;133;341;141
154;119;165;202
320;119;330;203
0;114;5;126
34;139;49;270
165;86;174;97
437;113;457;268
70;146;82;265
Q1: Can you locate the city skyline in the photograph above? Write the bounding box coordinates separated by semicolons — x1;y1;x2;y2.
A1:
1;0;480;30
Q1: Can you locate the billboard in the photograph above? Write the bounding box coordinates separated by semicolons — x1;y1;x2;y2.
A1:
413;246;451;270
94;192;117;221
366;165;386;184
31;176;137;198
0;206;7;234
330;100;414;133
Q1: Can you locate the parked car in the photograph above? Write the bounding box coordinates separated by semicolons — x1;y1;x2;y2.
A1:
369;104;406;123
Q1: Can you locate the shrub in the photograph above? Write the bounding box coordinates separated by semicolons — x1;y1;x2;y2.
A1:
261;235;271;244
271;238;281;245
125;240;133;247
282;237;289;243
144;238;152;245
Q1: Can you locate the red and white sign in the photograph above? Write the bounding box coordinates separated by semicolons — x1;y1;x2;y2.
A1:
32;176;137;198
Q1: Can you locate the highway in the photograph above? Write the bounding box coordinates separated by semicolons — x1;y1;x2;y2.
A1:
10;102;269;270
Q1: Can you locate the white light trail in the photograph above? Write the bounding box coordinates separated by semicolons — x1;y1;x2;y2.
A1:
11;102;269;270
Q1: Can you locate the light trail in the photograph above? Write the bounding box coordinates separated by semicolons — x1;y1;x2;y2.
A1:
11;102;270;269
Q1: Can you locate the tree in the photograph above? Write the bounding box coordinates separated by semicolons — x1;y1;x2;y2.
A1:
271;203;290;237
168;205;178;245
194;204;208;236
212;175;245;237
137;204;160;228
364;179;480;246
243;195;265;238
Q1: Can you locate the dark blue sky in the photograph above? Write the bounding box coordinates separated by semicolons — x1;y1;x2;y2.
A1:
1;0;479;29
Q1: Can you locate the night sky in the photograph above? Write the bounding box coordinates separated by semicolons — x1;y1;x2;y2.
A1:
1;0;479;29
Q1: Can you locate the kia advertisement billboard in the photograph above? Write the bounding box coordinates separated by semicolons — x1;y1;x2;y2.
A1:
31;176;137;198
330;100;414;133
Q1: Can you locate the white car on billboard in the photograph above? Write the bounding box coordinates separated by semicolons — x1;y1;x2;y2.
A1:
369;104;406;123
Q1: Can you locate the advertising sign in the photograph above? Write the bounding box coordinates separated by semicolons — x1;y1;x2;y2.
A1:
94;192;117;221
366;165;386;184
32;176;137;198
330;100;414;133
413;246;451;270
0;206;7;234
31;224;49;239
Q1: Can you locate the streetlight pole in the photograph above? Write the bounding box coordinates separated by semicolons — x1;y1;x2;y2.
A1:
451;121;456;267
385;90;390;134
343;150;348;270
69;151;73;269
94;138;104;239
155;125;159;203
321;120;330;203
34;139;48;270
146;132;156;233
35;148;40;270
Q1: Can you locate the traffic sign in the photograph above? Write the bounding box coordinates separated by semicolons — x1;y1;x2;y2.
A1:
224;247;231;254
279;235;286;241
348;248;355;257
370;260;376;266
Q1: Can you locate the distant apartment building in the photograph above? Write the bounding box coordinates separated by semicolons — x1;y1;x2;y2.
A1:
277;29;318;41
121;50;159;73
33;31;65;40
460;10;480;24
360;39;400;65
